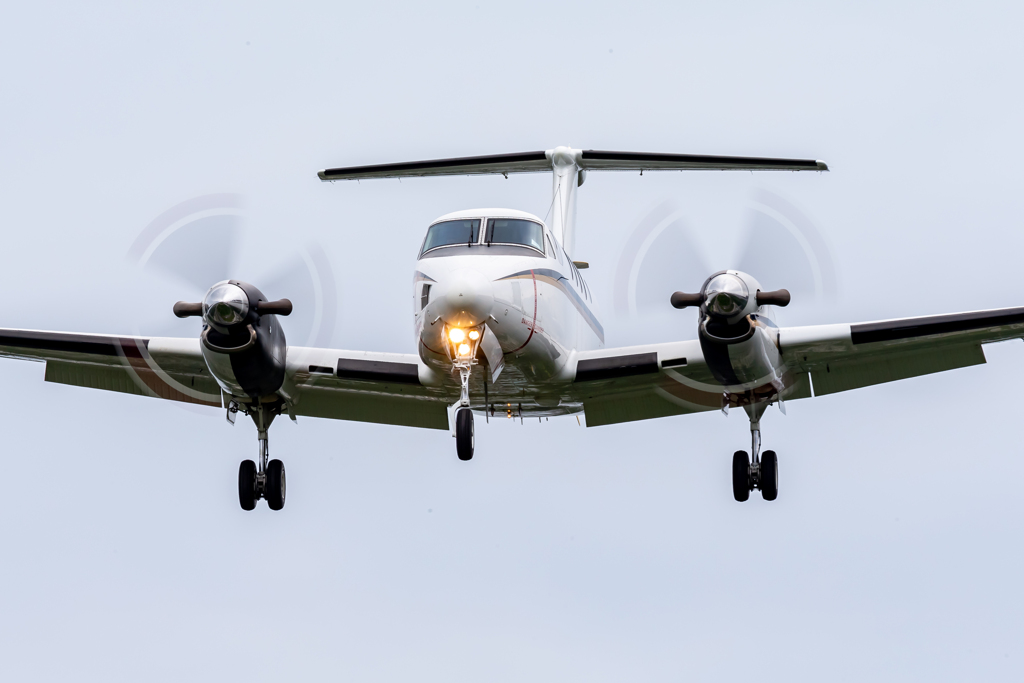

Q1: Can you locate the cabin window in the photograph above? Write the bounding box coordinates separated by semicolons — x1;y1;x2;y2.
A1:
421;219;481;255
485;219;544;253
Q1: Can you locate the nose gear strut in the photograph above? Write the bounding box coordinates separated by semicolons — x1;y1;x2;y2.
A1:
453;361;475;461
447;325;481;462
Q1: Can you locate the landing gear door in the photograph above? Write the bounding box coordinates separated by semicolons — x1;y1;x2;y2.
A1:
480;324;504;383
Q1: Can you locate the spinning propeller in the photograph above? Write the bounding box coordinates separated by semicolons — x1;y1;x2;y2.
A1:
612;189;836;320
125;193;337;347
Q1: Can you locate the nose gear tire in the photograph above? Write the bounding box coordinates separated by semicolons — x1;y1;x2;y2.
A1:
266;459;286;510
760;450;778;501
456;409;474;461
732;450;750;502
238;460;257;511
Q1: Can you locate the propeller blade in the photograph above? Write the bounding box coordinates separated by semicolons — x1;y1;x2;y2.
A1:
144;214;242;293
670;292;703;309
173;302;203;318
256;299;293;316
258;244;337;347
613;200;711;317
615;190;837;325
735;190;836;302
756;289;791;307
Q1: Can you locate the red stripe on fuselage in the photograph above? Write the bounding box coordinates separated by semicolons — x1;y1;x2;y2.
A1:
505;269;537;355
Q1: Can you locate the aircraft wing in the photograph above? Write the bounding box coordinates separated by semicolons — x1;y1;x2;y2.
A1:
0;328;223;406
286;346;452;430
779;306;1024;396
0;329;454;429
570;340;738;426
572;306;1024;426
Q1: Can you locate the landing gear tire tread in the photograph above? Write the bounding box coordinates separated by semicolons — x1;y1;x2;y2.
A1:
456;409;474;461
238;460;257;511
761;450;778;501
732;450;750;502
266;459;286;511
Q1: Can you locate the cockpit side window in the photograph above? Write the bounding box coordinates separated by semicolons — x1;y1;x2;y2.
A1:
420;219;481;256
485;219;544;254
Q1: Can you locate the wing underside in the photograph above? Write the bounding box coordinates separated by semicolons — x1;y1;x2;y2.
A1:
782;306;1024;396
0;329;222;406
570;306;1024;427
4;305;1022;432
0;329;454;430
287;347;452;430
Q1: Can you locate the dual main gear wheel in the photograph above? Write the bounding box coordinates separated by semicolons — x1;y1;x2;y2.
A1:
732;449;778;502
238;459;286;511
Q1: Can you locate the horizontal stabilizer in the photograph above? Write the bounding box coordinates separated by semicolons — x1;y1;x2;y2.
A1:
319;148;828;181
578;150;827;172
319;151;550;181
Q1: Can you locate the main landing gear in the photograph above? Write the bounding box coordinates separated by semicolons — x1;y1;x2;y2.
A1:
732;404;779;502
236;402;286;511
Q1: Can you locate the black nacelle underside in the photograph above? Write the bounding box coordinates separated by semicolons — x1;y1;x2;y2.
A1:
207;280;289;399
698;316;753;386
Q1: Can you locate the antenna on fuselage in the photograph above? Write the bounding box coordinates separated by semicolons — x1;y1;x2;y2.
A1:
318;148;828;257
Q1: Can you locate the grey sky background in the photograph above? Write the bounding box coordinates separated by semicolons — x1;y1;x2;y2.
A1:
2;2;1023;680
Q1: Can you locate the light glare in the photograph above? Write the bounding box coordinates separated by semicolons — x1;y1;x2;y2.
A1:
458;343;471;356
448;328;466;343
468;330;480;340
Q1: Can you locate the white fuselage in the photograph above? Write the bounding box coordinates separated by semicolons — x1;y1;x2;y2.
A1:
413;209;603;413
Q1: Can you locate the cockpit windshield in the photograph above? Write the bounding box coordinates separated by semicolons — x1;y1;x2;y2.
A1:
486;219;544;253
419;216;548;258
421;219;480;255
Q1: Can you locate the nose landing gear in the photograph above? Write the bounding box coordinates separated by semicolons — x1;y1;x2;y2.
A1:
453;360;475;461
236;402;287;511
456;408;474;460
732;406;779;502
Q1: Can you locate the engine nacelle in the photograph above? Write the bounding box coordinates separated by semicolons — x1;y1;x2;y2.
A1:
176;280;290;399
671;270;791;390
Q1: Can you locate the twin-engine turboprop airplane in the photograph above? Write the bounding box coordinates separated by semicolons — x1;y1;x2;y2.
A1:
3;146;1024;510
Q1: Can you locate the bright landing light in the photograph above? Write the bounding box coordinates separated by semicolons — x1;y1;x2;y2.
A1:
458;343;471;356
448;328;466;343
468;330;480;340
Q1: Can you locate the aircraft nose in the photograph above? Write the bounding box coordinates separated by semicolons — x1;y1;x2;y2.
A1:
433;268;494;327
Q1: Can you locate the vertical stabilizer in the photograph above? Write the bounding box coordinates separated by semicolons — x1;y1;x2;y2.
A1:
547;146;582;257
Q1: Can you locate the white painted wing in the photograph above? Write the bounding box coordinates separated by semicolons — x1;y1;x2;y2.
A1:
779;306;1024;395
569;340;741;427
0;329;222;406
0;329;454;429
570;306;1024;427
286;347;453;430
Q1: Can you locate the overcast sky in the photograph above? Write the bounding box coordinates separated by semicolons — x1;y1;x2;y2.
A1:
2;2;1023;681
